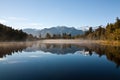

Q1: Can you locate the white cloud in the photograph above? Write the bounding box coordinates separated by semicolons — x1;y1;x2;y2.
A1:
0;16;44;29
0;19;7;23
29;55;41;58
0;16;28;26
28;23;43;26
7;17;28;21
23;23;44;29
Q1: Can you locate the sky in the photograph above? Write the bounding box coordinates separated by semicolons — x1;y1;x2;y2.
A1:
0;0;120;30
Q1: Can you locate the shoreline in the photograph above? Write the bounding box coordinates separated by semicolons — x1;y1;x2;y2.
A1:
39;39;120;46
94;40;120;46
39;39;92;44
0;39;120;46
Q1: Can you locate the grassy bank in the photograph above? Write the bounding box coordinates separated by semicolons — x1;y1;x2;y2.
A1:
39;39;96;44
0;39;120;46
39;39;120;46
94;40;120;46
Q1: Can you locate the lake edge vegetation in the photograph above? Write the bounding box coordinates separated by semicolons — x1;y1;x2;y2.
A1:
0;17;120;43
0;23;38;41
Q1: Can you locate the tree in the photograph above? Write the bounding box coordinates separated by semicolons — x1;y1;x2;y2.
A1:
89;27;93;33
0;23;28;41
114;17;120;29
114;29;120;40
39;34;41;39
46;33;51;39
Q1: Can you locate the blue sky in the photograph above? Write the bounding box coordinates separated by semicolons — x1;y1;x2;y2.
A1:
0;0;120;30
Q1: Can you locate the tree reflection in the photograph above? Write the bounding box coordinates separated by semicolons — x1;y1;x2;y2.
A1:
0;42;34;58
37;44;80;54
82;44;120;68
0;42;120;68
104;45;120;68
36;43;120;68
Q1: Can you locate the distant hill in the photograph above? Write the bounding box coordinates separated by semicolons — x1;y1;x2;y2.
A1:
23;26;84;38
23;28;39;36
0;23;28;41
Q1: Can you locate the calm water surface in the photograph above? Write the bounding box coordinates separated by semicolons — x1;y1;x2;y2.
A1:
0;42;120;80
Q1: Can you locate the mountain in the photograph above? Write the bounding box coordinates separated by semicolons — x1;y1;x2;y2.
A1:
23;26;84;38
23;28;39;36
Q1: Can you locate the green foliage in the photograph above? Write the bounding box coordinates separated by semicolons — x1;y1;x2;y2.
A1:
82;17;120;41
46;33;51;39
62;33;71;39
45;33;72;39
114;29;120;40
52;34;61;39
0;23;28;41
1;17;120;41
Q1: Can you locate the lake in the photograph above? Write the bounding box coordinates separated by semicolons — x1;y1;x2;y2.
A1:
0;41;120;80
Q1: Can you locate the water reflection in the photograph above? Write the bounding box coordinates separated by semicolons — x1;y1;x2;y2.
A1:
0;42;34;58
25;43;120;68
0;42;120;68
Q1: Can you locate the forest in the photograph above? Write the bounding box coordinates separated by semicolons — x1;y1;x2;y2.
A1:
80;17;120;40
0;23;37;41
44;17;120;40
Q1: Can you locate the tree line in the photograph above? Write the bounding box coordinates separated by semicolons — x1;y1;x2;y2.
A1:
0;23;37;41
41;17;120;40
1;17;120;41
43;33;73;39
78;17;120;40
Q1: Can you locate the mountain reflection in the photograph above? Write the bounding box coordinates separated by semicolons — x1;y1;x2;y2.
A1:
0;42;120;67
24;43;120;67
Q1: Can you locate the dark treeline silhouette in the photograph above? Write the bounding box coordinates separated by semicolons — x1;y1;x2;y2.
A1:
0;23;38;41
44;33;72;39
0;23;27;41
78;17;120;40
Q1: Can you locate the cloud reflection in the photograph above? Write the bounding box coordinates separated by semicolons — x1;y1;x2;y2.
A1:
0;58;6;61
5;60;27;64
29;55;42;58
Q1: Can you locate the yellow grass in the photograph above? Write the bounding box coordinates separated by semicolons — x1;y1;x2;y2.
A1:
0;39;120;46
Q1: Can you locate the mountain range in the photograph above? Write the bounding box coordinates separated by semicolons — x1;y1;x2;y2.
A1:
23;26;84;38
